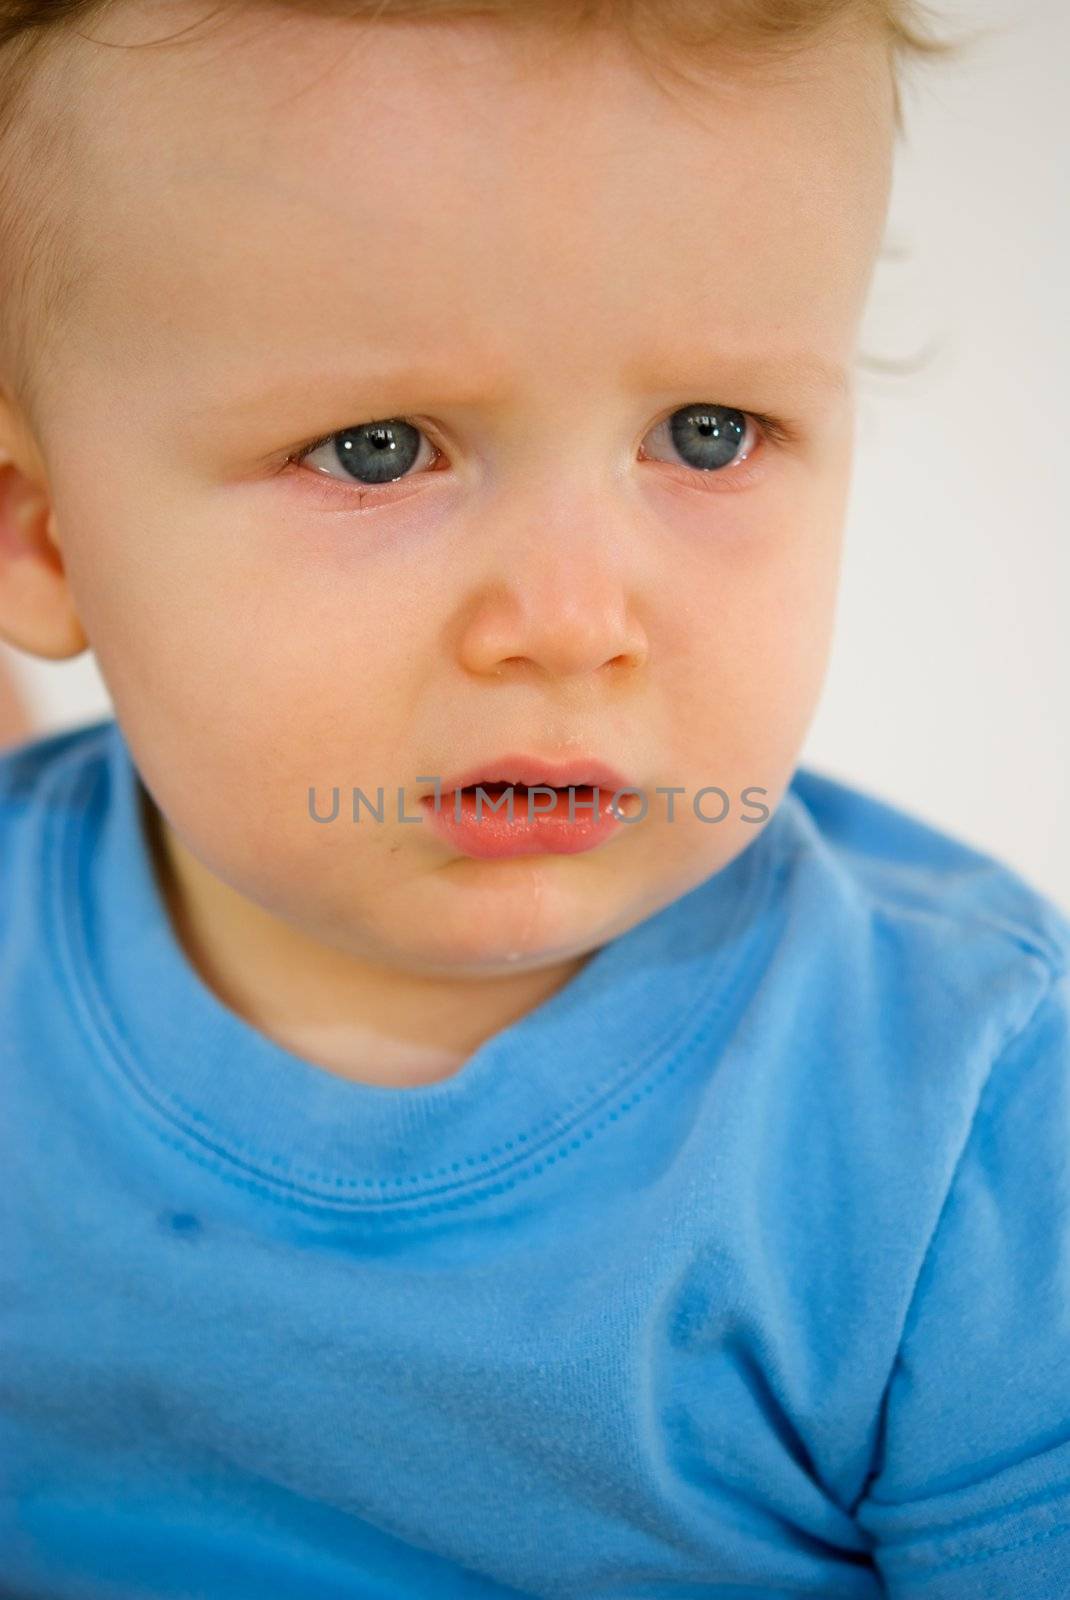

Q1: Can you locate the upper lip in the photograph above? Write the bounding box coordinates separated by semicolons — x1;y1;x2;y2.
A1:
425;753;635;798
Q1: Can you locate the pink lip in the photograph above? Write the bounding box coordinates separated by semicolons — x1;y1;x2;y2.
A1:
427;753;635;798
417;753;637;860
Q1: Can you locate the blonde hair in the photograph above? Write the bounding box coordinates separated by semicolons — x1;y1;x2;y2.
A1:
0;0;954;426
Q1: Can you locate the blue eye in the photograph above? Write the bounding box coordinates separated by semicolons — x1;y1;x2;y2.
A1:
299;419;435;486
645;405;756;473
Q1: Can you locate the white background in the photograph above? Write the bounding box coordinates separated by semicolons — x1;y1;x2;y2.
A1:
3;0;1067;907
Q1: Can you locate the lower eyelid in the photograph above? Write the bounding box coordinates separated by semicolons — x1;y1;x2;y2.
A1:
282;464;437;513
638;423;767;488
648;455;767;494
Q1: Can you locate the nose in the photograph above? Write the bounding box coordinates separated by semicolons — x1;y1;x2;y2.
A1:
456;511;650;682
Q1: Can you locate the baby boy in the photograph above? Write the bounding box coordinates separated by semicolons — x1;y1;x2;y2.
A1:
1;0;1069;1594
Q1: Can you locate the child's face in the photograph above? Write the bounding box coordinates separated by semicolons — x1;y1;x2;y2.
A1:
5;7;894;977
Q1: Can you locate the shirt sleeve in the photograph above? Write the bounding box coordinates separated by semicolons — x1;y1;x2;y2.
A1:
853;959;1070;1598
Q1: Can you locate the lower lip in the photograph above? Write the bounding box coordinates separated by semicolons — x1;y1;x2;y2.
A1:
419;784;628;859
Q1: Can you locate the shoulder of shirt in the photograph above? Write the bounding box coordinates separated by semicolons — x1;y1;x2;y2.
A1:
784;761;1070;986
0;718;118;970
0;715;116;824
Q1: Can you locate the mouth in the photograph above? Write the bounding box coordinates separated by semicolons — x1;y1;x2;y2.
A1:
424;753;635;800
416;754;639;858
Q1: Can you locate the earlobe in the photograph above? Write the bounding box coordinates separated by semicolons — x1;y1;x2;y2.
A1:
0;450;89;661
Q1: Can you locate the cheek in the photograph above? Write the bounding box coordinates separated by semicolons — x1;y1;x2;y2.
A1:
58;480;432;729
657;469;846;778
50;473;448;870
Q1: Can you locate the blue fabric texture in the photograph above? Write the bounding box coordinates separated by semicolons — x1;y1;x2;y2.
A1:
2;715;1069;1599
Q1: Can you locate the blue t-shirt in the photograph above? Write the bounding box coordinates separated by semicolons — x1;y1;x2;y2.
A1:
2;715;1069;1600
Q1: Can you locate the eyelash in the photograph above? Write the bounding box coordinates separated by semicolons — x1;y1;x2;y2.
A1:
282;407;795;507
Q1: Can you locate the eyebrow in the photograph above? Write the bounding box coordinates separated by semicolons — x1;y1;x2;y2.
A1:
623;350;850;400
738;353;848;397
181;349;848;425
180;364;503;423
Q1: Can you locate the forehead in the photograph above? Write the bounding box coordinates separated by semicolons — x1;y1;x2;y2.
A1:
44;8;894;414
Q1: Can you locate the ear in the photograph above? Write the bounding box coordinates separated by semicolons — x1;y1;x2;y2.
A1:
0;389;88;660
